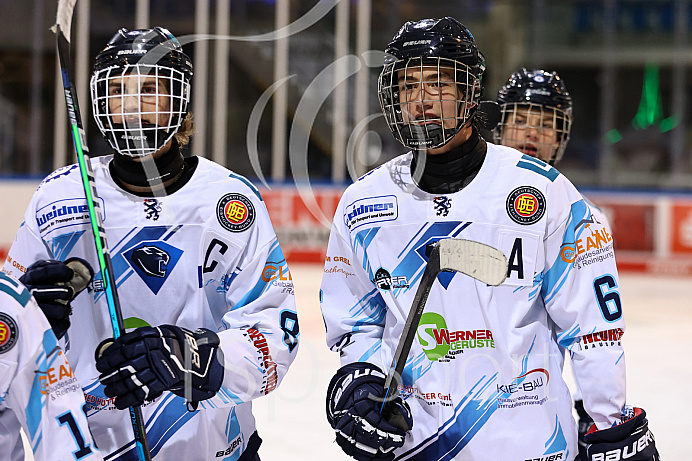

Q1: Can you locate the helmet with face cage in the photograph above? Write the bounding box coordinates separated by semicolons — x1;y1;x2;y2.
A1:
378;17;485;150
495;68;572;164
90;27;193;157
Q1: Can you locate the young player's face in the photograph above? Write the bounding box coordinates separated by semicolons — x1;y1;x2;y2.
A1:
500;105;559;162
397;66;462;131
107;74;171;127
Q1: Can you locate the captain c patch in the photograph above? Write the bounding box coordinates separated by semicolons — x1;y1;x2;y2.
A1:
217;193;256;232
506;186;546;225
0;313;19;354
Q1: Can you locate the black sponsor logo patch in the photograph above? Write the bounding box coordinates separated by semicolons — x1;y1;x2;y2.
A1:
216;193;256;232
506;186;546;225
373;268;392;290
0;313;19;354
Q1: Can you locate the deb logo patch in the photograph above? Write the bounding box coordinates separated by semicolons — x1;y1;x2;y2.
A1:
343;195;398;230
124;241;183;294
0;312;18;354
217;193;256;232
506;186;546;225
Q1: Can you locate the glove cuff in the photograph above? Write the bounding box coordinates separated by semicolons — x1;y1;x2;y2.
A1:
584;408;646;444
160;325;224;402
193;328;224;396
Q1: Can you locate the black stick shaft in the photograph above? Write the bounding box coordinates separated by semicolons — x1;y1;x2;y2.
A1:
380;243;441;411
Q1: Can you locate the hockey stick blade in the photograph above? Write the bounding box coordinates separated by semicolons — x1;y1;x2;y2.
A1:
438;238;508;287
53;1;152;459
378;239;508;416
52;0;77;42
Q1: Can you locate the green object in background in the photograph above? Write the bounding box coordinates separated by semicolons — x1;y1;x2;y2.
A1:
608;63;680;143
631;63;679;133
123;317;151;330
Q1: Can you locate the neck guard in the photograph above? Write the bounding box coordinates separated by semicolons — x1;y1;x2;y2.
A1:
411;129;487;194
110;137;185;189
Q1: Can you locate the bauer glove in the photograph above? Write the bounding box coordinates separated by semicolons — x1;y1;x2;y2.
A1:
20;258;93;339
584;407;659;461
95;325;224;410
327;362;412;461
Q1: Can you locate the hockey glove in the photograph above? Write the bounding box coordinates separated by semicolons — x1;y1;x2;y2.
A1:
584;407;659;461
19;258;94;339
95;325;224;410
575;399;594;461
327;362;412;461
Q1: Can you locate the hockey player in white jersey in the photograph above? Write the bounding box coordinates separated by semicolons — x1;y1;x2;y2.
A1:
321;17;658;461
3;27;298;461
494;68;614;460
0;265;103;461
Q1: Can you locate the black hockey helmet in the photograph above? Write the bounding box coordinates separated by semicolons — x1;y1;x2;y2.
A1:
378;17;486;150
495;68;572;163
90;27;193;157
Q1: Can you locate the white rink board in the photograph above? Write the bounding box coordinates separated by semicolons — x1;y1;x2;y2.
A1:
22;266;690;460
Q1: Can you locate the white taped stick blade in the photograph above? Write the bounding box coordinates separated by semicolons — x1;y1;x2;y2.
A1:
438;238;508;286
52;0;77;41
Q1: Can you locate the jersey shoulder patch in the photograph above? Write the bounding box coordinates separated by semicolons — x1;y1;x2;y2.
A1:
0;311;19;353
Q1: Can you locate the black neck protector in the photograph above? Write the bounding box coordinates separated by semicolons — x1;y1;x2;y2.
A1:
410;128;487;195
110;137;188;194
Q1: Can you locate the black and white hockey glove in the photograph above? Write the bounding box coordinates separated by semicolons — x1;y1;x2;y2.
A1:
19;258;94;339
575;399;594;461
327;362;412;461
95;325;224;410
584;407;659;461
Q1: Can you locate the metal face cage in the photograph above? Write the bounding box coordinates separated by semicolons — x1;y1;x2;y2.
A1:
91;63;190;157
495;102;572;164
379;56;481;150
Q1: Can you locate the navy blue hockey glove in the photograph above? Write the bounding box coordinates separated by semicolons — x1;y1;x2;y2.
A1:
584;407;659;461
327;362;412;461
19;258;93;339
575;399;594;460
95;325;224;410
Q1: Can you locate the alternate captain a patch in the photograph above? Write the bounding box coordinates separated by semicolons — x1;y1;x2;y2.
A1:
506;186;546;225
217;193;256;232
0;313;19;354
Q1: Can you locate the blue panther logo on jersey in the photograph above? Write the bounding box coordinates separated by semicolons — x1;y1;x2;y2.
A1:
124;241;183;294
132;245;170;277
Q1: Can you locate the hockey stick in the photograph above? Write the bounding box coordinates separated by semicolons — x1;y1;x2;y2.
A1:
53;1;152;460
379;238;508;415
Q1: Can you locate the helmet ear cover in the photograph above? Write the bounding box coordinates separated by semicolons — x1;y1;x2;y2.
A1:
90;27;193;158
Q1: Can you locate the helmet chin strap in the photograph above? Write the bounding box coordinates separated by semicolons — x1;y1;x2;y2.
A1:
405;124;447;150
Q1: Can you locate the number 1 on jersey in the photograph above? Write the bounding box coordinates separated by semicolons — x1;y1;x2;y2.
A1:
57;410;94;459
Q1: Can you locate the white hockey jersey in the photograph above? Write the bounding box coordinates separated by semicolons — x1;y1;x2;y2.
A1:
0;271;103;461
3;156;299;460
320;144;625;461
